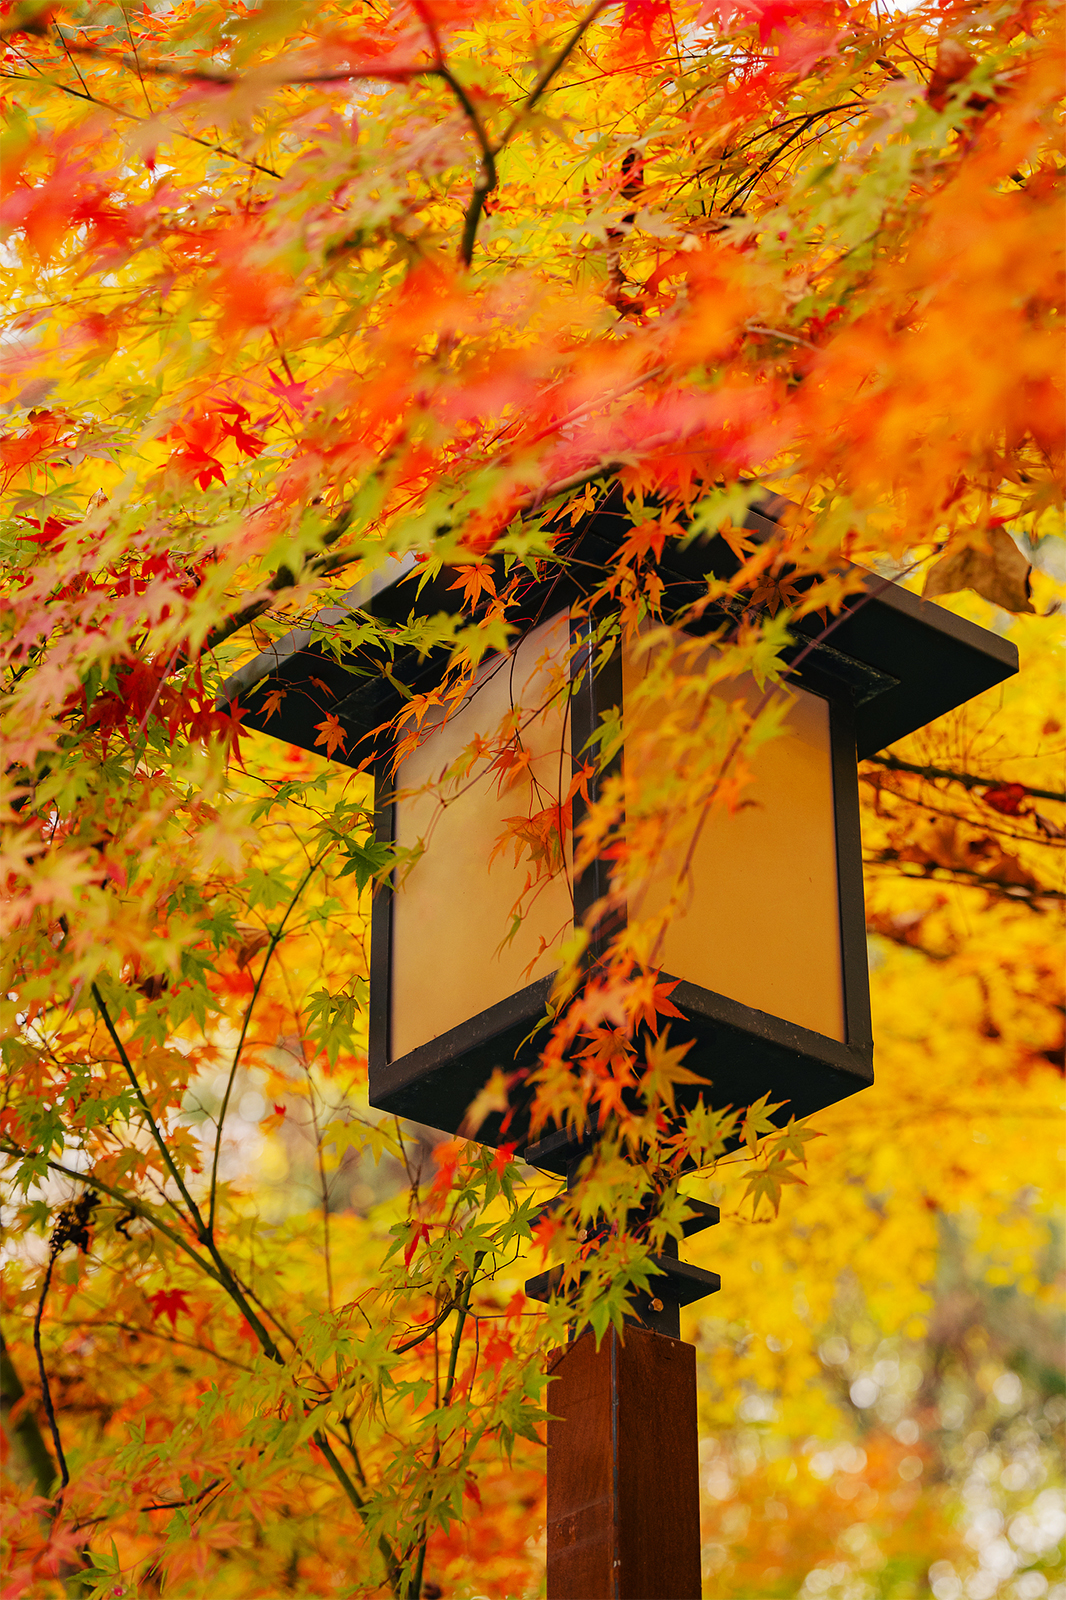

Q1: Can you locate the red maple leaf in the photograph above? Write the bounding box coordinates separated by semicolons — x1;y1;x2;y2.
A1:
491;1141;517;1176
403;1221;431;1268
148;1288;192;1330
983;782;1027;816
267;368;311;413
22;515;73;546
621;0;672;40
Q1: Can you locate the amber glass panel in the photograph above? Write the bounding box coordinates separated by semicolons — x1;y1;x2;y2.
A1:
390;612;573;1061
622;635;845;1042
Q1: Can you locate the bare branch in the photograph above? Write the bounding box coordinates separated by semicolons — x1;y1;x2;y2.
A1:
864;754;1065;805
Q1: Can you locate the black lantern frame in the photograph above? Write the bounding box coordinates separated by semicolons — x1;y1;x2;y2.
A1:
225;488;1018;1173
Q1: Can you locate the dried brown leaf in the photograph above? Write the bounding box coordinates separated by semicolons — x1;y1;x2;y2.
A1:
923;528;1034;613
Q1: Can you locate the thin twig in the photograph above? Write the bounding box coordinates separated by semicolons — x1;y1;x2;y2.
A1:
192;506;354;660
207;854;326;1233
73;1478;225;1529
0;61;281;177
406;1252;484;1600
745;323;817;351
34;35;440;87
54;1317;252;1372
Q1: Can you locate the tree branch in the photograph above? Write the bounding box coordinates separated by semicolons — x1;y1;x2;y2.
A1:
0;1149;225;1286
0;62;281;177
863;754;1065;805
91;984;209;1238
864;851;1065;899
28;34;442;89
192;507;354;661
1;1323;57;1496
33;1252;68;1493
314;1431;403;1594
497;1;613;151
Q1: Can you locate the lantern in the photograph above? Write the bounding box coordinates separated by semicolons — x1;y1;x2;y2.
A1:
228;487;1018;1600
227;488;1016;1171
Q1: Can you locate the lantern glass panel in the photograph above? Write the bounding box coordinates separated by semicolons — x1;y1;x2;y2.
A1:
390;610;573;1060
622;631;845;1042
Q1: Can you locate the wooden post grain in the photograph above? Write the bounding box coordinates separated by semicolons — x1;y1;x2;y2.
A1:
546;1324;701;1599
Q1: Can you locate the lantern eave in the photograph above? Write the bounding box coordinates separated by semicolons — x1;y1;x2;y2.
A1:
223;496;1019;765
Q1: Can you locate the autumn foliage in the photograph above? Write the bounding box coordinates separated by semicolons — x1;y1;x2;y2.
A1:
0;1;1063;1597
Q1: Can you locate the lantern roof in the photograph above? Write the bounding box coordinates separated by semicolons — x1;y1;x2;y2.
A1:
223;488;1018;758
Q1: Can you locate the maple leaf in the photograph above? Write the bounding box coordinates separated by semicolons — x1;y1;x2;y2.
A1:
741;1091;786;1153
313;714;348;758
480;1334;513;1379
148;1288;192;1330
617;516;681;566
234;923;270;970
336;836;393;892
926;39;980;113
576;1025;635;1074
403;1221;431;1269
491;1141;517;1176
741;1154;806;1217
447;564;496;607
621;0;672;42
983;783;1027;817
267;368;311;412
459;1068;511;1137
766;1115;823;1164
627;973;686;1038
923;529;1034;614
637;1029;704;1113
429;1138;464;1198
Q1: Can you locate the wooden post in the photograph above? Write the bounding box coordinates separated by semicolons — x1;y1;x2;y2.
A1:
546;1324;701;1600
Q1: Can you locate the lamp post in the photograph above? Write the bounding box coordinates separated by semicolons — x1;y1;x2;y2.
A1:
227;487;1017;1598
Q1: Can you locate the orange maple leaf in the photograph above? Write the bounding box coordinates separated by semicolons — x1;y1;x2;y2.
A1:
260;688;285;722
313;713;347;757
627;972;686;1037
447;564;496;607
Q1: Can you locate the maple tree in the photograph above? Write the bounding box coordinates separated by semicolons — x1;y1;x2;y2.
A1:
0;1;1062;1597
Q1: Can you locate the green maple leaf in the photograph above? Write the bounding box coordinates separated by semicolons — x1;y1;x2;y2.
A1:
337;837;394;893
